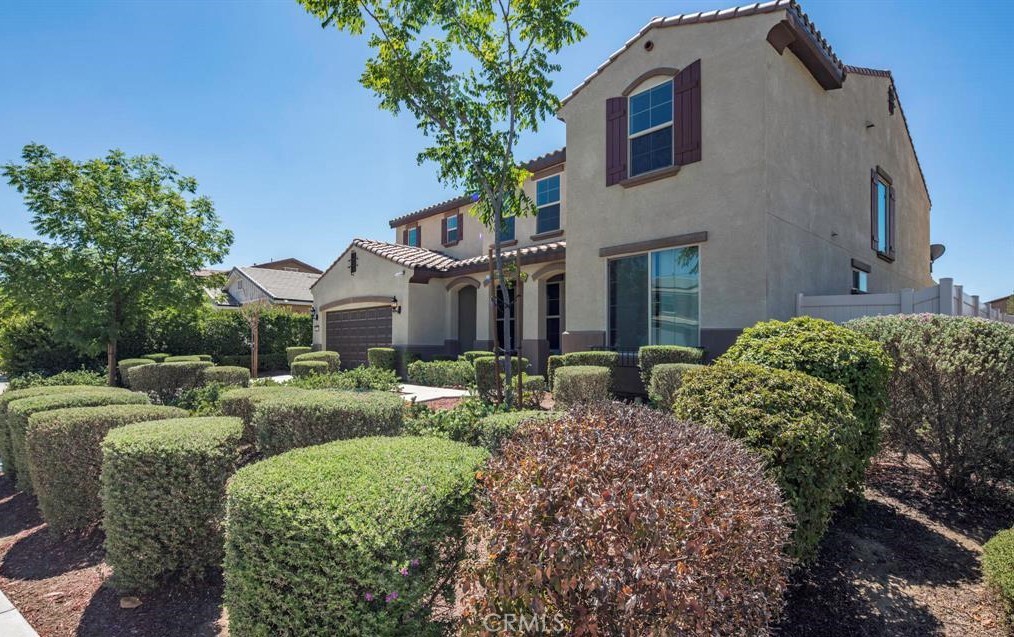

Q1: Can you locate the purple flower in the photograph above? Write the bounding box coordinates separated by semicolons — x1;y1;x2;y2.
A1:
364;592;374;602
400;567;409;576
410;559;420;568
385;591;399;603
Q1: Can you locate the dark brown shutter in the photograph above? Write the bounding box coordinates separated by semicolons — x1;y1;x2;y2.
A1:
402;228;408;245
870;169;879;251
441;217;448;244
888;184;896;258
457;212;464;241
605;97;627;186
416;225;421;247
674;59;702;165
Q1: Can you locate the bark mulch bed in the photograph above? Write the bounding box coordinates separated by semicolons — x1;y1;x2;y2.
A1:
0;453;1008;636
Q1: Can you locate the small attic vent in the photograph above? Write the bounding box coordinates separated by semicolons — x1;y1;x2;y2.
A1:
349;251;358;275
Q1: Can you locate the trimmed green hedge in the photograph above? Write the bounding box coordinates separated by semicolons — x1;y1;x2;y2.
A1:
219;352;288;372
984;528;1014;625
101;417;244;592
546;351;619;388
474;356;529;402
722;316;893;495
220;386;308;444
292;350;340;372
128;361;214;404
285;367;399;392
26;404;187;534
201;366;250;387
0;385;102;482
648;363;704;408
638;345;705;387
367;347;397;371
6;370;106;392
470;410;556;452
143;353;170;363
224;436;489;636
460;350;493;363
7;388;149;492
407;360;474;388
553;365;611;408
117;359;154;386
285;346;313;366
165;355;204;362
252;391;404;456
290;360;328;377
673;361;861;560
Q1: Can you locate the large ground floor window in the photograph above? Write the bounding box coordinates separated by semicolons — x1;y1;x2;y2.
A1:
608;245;699;348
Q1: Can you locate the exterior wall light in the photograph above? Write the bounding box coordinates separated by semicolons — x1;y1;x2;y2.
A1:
390;297;402;314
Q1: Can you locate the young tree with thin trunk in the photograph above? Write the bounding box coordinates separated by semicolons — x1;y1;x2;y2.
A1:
1;144;233;385
297;0;584;406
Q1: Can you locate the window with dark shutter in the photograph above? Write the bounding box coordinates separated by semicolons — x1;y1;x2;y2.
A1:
674;59;701;165
888;184;896;259
605;97;627;186
441;217;448;244
871;166;895;261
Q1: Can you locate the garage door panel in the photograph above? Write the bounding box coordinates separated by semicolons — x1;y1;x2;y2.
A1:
325;307;392;368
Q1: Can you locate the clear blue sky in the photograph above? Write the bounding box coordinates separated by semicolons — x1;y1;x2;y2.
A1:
1;0;1011;301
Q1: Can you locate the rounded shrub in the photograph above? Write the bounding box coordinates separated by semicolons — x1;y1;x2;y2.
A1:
200;365;250;387
165;355;203;362
142;353;170;363
224;436;489;636
117;359;154;387
459;350;493;363
7;388;149;492
847;314;1014;491
292;350;340;372
407;360;474;388
673;361;860;559
469;410;555;452
648;363;704;408
638;345;705;387
984;528;1014;625
290;359;329;377
553;365;611;408
285;346;313;366
128;361;214;404
459;403;792;634
473;356;529;402
722;316;893;494
26;404;187;534
220;386;310;444
101;416;244;592
252;390;404;456
0;385;104;483
367;347;397;371
546;351;619;388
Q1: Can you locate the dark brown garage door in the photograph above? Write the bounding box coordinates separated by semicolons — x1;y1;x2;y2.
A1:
325;307;393;369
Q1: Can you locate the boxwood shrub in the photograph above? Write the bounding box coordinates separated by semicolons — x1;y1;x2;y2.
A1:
847;314;1014;491
290;360;329;377
648;363;704;408
200;366;251;387
224;436;489;636
722;316;893;494
165;355;204;362
292;350;340;372
286;367;399;392
220;386;309;444
673;361;860;559
219;352;288;371
252;390;404;456
26;404;187;534
367;347;397;371
285;346;313;366
407;360;474;388
0;385;102;483
546;351;619;388
128;361;214;404
553;365;611;408
7;388;149;492
474;356;529;402
142;353;170;363
459;403;792;634
984;528;1014;626
101;416;244;592
459;350;493;363
117;359;154;387
469;410;556;452
638;345;705;387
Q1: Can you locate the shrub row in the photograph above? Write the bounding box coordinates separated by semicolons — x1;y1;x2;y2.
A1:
143;353;171;363
7;369;106;392
638;345;705;388
101;417;244;592
285;346;313;366
224;436;489;636
285;367;399;392
459;403;792;634
26;404;187;533
220;386;307;444
553;365;611;408
128;361;214;404
648;363;703;408
219;352;288;371
546;351;619;388
200;366;250;388
407;360;474;388
473;356;528;402
291;360;329;377
367;347;397;371
292;350;340;373
459;350;493;363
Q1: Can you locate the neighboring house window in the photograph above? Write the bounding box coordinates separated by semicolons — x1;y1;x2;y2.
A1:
535;175;561;234
608;245;699;349
498;216;515;242
445;214;459;243
871;168;895;260
628;80;673;177
406;226;420;247
852;268;868;294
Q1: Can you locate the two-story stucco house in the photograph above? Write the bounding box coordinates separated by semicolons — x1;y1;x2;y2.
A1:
311;0;933;373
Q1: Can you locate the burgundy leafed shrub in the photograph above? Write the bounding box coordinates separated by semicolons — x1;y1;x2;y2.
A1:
459;403;793;635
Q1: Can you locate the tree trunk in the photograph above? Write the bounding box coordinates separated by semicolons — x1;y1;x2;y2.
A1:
493;201;513;409
251;315;259;380
106;338;117;386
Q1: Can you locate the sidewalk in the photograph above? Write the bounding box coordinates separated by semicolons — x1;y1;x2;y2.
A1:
399;384;470;403
0;590;38;637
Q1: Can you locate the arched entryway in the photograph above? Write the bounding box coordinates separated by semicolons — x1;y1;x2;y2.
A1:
457;285;477;352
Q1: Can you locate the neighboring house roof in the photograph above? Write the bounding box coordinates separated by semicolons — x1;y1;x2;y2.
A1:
194;268;228;278
313;239;566;288
387;148;567;228
234;266;319;304
987;294;1011;307
251;257;323;274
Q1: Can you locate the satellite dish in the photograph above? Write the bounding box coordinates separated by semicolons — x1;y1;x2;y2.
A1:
930;244;946;262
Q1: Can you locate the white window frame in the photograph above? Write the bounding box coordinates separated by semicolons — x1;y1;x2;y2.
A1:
627;78;674;177
446;215;459;243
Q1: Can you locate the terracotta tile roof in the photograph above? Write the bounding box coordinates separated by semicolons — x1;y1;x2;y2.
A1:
387;148;566;228
451;241;567;270
560;0;842;106
349;239;461;271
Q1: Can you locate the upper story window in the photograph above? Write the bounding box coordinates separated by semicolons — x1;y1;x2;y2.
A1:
535;175;561;234
406;226;420;247
445;214;459;243
498;216;515;242
870;167;895;261
629;80;673;177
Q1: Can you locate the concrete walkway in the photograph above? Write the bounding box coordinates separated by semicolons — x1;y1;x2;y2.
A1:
398;384;470;403
0;590;38;637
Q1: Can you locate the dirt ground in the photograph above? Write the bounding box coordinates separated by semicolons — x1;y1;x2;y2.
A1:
0;452;1008;636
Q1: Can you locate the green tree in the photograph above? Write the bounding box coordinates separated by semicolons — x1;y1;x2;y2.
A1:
1;144;233;385
1007;293;1014;315
297;0;584;405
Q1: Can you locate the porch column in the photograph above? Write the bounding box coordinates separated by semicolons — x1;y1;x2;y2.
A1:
474;281;493;351
520;274;546;374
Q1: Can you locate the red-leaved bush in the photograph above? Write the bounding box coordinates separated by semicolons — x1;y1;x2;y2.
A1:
459;403;794;636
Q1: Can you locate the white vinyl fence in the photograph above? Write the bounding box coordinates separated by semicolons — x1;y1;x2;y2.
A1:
796;278;1014;325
